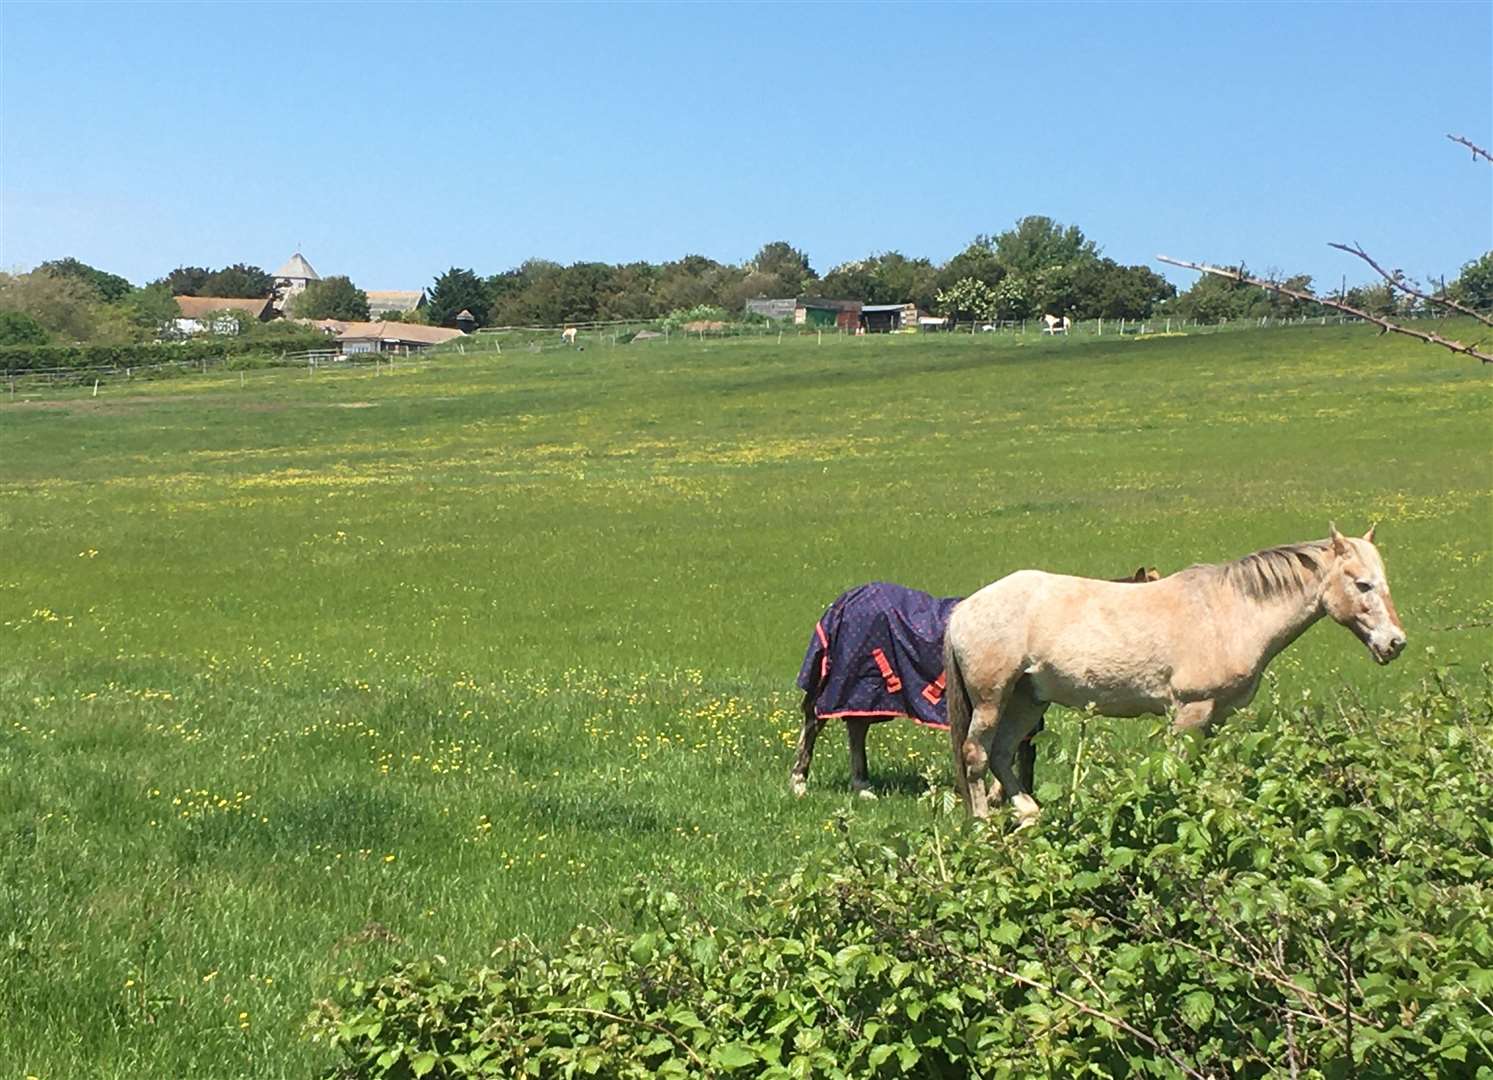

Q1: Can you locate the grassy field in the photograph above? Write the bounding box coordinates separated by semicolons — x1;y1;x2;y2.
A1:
1;325;1489;1077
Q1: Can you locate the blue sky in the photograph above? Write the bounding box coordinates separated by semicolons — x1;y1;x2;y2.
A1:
2;1;1489;292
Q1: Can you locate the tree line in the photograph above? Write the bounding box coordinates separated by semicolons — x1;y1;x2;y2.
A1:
3;218;1489;345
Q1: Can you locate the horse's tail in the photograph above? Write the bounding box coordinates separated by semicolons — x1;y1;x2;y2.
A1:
944;622;973;810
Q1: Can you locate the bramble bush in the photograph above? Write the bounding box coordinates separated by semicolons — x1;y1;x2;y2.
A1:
309;664;1493;1078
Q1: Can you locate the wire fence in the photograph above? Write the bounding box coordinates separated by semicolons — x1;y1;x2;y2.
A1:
1;345;436;397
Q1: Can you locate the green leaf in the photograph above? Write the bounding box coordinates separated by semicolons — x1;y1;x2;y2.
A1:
1180;990;1215;1030
630;933;658;965
711;1043;759;1070
410;1051;437;1078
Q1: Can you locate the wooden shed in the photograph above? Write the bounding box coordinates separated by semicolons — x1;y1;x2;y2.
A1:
794;298;862;330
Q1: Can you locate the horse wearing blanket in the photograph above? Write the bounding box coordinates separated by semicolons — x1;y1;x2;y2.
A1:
792;567;1158;797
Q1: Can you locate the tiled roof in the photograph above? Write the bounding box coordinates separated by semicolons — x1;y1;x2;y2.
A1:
365;290;425;312
174;295;272;319
332;321;465;345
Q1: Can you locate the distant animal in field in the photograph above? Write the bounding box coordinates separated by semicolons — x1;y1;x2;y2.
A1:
945;526;1405;826
561;327;578;346
791;567;1160;799
1041;313;1071;335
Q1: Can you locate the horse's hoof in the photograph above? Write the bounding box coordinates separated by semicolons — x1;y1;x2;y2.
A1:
854;787;878;801
789;778;808;798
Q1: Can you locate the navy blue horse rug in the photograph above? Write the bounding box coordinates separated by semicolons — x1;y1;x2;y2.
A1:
797;582;961;729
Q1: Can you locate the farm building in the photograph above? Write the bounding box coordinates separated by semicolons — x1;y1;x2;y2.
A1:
365;290;427;319
311;320;466;354
745;297;796;320
750;296;932;332
795;298;863;330
859;303;928;333
171;295;274;336
271;252;319;313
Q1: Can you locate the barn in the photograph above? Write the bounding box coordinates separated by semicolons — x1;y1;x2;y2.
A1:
794;298;862;330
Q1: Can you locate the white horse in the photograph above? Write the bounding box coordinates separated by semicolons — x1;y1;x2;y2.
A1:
561;327;578;347
945;526;1406;824
1041;314;1071;335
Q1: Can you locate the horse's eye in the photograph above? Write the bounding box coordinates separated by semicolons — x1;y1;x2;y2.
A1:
1355;580;1373;593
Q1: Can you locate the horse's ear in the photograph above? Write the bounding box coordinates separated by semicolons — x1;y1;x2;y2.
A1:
1131;566;1147;582
1330;522;1349;556
1146;567;1161;581
1363;522;1377;544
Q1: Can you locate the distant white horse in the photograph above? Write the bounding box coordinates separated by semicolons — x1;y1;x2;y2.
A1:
1041;314;1071;335
561;327;578;346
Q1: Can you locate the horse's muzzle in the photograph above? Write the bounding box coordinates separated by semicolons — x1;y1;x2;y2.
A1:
1371;633;1407;665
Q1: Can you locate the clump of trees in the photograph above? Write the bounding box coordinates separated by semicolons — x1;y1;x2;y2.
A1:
0;263;178;345
157;263;274;299
290;276;369;321
438;221;1181;331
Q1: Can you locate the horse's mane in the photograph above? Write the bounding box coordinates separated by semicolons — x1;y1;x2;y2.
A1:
1184;540;1333;602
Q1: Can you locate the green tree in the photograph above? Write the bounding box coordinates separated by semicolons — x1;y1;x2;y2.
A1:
291;276;370;320
937;236;1005;295
936;277;999;328
0;270;97;341
157;266;211;296
815;260;879;302
1172;267;1266;323
0;310;49;345
427;267;490;327
126;283;182;335
993;216;1100;277
38;257;133;303
656;255;742;313
202;263;273;298
1069;260;1177;320
748;241;816;296
487;260;562;324
1447;251;1493;308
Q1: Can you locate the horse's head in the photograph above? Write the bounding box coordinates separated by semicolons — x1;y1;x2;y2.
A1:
1321;524;1406;665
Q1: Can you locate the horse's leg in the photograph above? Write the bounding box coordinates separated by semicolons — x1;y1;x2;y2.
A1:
847;718;876;799
1015;706;1047;795
990;694;1046;827
1171;700;1216;736
790;693;827;797
962;673;1020;819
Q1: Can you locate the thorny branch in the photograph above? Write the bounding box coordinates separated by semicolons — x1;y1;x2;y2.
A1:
1327;242;1493;328
1447;133;1493;164
956;948;1214;1080
1155;256;1493;364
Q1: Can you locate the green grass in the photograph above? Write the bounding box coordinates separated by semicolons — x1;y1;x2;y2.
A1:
1;326;1489;1077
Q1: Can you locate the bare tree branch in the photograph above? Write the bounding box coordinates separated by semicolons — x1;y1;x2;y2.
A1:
1327;241;1493;327
1156;256;1493;364
1446;133;1493;164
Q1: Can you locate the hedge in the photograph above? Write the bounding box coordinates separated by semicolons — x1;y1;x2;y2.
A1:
0;335;335;374
308;664;1493;1078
